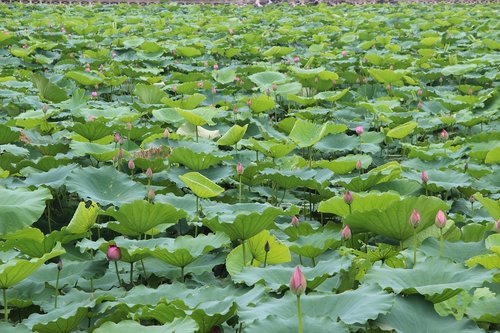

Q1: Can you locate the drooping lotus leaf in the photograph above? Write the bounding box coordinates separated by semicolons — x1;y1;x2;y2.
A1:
287;227;341;259
161;93;206;110
239;284;394;326
0;186;52;234
77;237;161;263
363;257;496;303
335;161;401;192
66;201;100;234
104;200;187;236
178;172;224;198
69;141;120;162
176;107;218;126
367;69;405;84
66;166;147;206
343;196;448;241
21;164;77;189
248;95;276;113
315;154;373;174
148;233;230;268
473;192;500;220
243;138;296;158
386;121;418;139
32;74;68;103
318;192;400;218
93;318;198;333
313;88;350;102
402;169;471;192
71;121;114;142
466;292;500;324
213;67;236;85
168;146;231;170
376;295;483;333
247;230;291;266
216;124;248;146
0;244;64;288
248;71;287;88
65;71;104;85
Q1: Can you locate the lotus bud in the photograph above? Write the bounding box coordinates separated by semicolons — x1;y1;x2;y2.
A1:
229;29;234;35
314;76;319;84
42;104;48;114
293;56;300;63
343;191;353;205
355;160;362;170
469;195;475;204
291;215;299;227
236;162;244;175
435;210;446;228
112;52;117;58
57;259;63;271
417;100;422;109
233;105;238;113
87;115;95;122
421;171;429;184
440;129;449;140
197;81;204;88
118;148;123;159
213;64;219;70
147;188;155;201
341;50;347;57
264;241;270;253
355;126;363;135
127;122;132;131
332;79;336;86
386;84;391;91
496;219;500;233
265;88;270;95
356;78;360;84
341;225;352;240
246;99;252;107
85;67;91;72
409;208;421;228
272;83;278;91
128;159;135;170
289;266;306;296
417;89;423;96
106;245;121;261
234;76;240;82
211;86;217;94
389;65;394;70
163;128;170;138
146;167;153;179
203;61;208;67
439;76;443;83
119;138;124;145
114;132;120;143
91;91;98;98
172;85;177;92
61;27;65;33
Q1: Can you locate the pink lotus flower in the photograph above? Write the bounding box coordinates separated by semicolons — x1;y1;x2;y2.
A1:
236;162;244;175
146;167;153;179
106;245;121;261
85;67;91;72
343;191;353;205
409;208;421;228
228;29;234;35
440;129;449;140
291;215;299;227
341;50;347;57
91;91;97;98
435;210;446;228
417;100;422;109
213;64;219;70
293;56;300;63
128;159;135;170
211;86;217;94
289;266;306;296
118;148;123;159
246;99;252;107
421;171;429;184
355;126;363;135
272;83;278;91
341;225;352;240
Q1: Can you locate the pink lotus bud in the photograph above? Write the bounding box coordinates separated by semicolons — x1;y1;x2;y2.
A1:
355;126;363;135
87;115;95;122
341;50;347;57
332;79;336;86
197;81;204;88
234;76;240;82
147;188;155;201
469;195;475;204
440;129;449;140
272;83;278;91
127;122;132;131
421;171;429;184
343;191;353;205
106;244;121;261
113;155;118;163
146;167;153;179
246;99;252;107
289;266;307;296
85;67;91;72
293;56;300;63
213;64;219;70
61;27;65;33
128;159;135;170
341;225;352;240
496;219;500;233
389;65;394;70
417;89;423;96
355;160;362;170
291;215;299;227
163;128;170;138
409;208;421;228
435;210;446;228
91;91;98;98
42;104;48;113
236;162;244;175
118;148;123;159
211;86;217;94
265;88;270;95
417;100;423;109
386;84;391;91
114;132;120;143
203;61;208;67
314;76;319;83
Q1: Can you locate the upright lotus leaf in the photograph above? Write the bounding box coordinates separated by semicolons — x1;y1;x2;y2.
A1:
239;284;394;326
244;138;296;159
363;257;495;303
0;187;52;234
168;147;231;170
343;196;448;241
134;84;167;104
418;237;487;263
247;230;291;265
248;95;276;113
377;295;483;333
386;121;418;139
176;107;218;127
212;67;236;85
21;164;77;189
66;166;148;206
161;93;206;109
216;124;248;146
287;227;341;259
65;71;104;85
66;201;99;234
93;318;198;333
367;69;405;84
0;244;65;288
179;172;224;198
289;119;328;148
0;124;19;145
242;315;348;333
318;192;400;218
32;74;68;103
148;233;230;268
335;161;401;192
105;200;187;236
402;169;471;192
71;122;114;142
248;71;287;88
313;88;350;102
473;192;500;220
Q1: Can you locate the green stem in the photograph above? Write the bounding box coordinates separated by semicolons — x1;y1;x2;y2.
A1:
263;251;268;268
181;266;185;282
47;200;52;233
195;126;199;142
365;233;369;253
297;295;303;333
140;259;147;285
299;255;303;265
54;269;60;308
242;240;247;266
439;228;444;258
413;228;417;268
239;175;242;203
3;289;7;321
311;257;316;267
348;204;352;215
114;261;121;287
471;203;474;220
130;262;134;285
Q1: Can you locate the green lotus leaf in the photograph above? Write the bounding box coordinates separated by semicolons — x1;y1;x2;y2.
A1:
175;46;202;57
169;146;231;170
179;172;224;199
258;168;333;191
441;64;477;76
368;69;405;84
0;187;52;235
216;124;248;146
473;192;500;220
244;138;296;158
418;237;487;263
176;107;218;126
0;323;31;333
105;200;186;236
71;121;114;142
0;244;64;288
21;164;77;189
485;146;500;164
467;293;500;324
248;71;287;87
94;318;198;333
287;227;341;258
134;84;167;104
262;46;294;57
386;121;418;139
289;118;328;148
315;154;372;174
0;124;19;145
318;192;400;218
66;166;147;206
32;74;68;103
77;237;159;263
247;230;291;265
243;315;348;333
212;67;236;84
69;141;119;162
290;66;325;78
275;82;302;95
66;201;99;234
363;257;495;303
377;295;483;333
65;71;103;85
343;196;448;241
335;161;401;192
313;88;349;102
161;93;206;110
248;95;276;113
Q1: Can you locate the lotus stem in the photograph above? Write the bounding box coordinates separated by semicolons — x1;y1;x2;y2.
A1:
3;289;7;321
242;240;247;266
195;196;200;237
348;204;352;215
195;126;199;142
130;262;134;285
471;202;474;219
263;252;268;268
47;200;52;233
114;261;122;287
296;295;303;333
181;266;185;282
413;228;417;268
54;269;60;308
299;255;303;266
140;259;148;285
311;257;316;267
439;228;444;258
239;175;242;203
365;233;369;253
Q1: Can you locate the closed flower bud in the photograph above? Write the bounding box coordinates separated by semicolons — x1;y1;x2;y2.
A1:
356;160;362;170
435;210;446;228
213;64;219;70
272;83;278;91
293;56;300;63
291;215;299;227
421;171;429;184
57;259;63;271
440;129;449;140
341;225;352;240
246;99;252;107
106;245;121;261
469;195;475;203
147;188;155;201
87;115;95;122
236;162;244;175
409;208;421;228
127;122;132;131
355;126;363;135
417;100;422;109
343;191;353;205
289;266;307;296
163;128;170;138
264;241;270;253
197;81;204;88
128;159;135;170
341;50;347;57
417;89;423;96
118;148;123;159
114;132;120;143
42;104;48;113
146;167;153;179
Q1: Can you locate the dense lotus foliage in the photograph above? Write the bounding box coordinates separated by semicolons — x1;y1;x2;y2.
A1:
0;1;499;332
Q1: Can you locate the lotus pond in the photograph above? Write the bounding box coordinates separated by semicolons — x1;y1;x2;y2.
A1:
0;1;499;332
